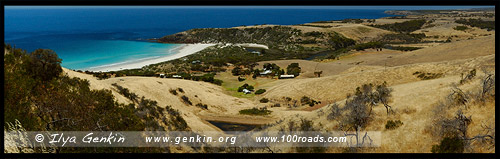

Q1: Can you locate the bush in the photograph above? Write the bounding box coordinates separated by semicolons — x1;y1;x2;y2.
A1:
112;83;139;102
239;107;272;116
255;89;266;95
169;89;178;95
181;95;192;105
177;88;184;93
301;96;320;107
431;136;465;153
385;120;403;130
93;73;111;80
213;79;223;86
238;76;246;82
413;71;444;80
195;103;208;109
260;98;269;103
454;26;468;31
459;69;476;85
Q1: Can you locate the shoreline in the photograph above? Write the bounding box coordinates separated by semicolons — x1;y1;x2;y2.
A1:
86;43;216;72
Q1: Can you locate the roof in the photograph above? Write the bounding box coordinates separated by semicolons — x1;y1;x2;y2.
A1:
280;75;295;78
260;70;272;75
242;89;252;94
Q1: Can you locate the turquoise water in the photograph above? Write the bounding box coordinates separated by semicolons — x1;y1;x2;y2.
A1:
42;38;182;71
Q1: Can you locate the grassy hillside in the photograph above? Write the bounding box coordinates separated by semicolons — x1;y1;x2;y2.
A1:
4;44;187;153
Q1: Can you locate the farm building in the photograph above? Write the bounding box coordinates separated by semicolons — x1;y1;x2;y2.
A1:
279;75;295;79
242;89;252;94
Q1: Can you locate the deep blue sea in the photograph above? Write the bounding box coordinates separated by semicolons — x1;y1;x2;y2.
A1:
5;7;397;70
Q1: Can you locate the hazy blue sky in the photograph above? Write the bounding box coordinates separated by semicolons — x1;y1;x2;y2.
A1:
6;6;494;10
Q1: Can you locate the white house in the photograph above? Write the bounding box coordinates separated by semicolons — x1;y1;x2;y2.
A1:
172;75;182;78
279;75;295;79
242;89;252;94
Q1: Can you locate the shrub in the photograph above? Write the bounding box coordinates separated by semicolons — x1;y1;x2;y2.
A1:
271;103;281;107
238;76;246;82
237;87;244;92
239;107;272;116
385;120;403;130
413;71;443;80
459;69;476;85
181;95;192;105
431;136;465;153
301;96;320;107
195;103;208;109
255;89;266;95
260;98;269;103
454;26;468;31
177;88;184;93
112;83;139;102
93;73;111;80
169;89;178;95
213;79;223;86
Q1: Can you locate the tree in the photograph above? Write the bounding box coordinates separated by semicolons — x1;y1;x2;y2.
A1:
374;82;393;115
252;69;260;79
27;49;62;83
286;63;301;76
232;67;241;76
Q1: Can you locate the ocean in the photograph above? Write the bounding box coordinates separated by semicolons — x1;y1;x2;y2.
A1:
5;7;396;70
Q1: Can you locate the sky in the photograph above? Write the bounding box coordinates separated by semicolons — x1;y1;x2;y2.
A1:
5;6;494;10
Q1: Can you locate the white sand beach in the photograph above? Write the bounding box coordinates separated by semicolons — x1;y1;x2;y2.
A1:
87;43;215;72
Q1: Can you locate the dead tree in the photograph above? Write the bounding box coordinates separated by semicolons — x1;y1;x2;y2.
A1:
448;86;470;109
480;73;495;101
